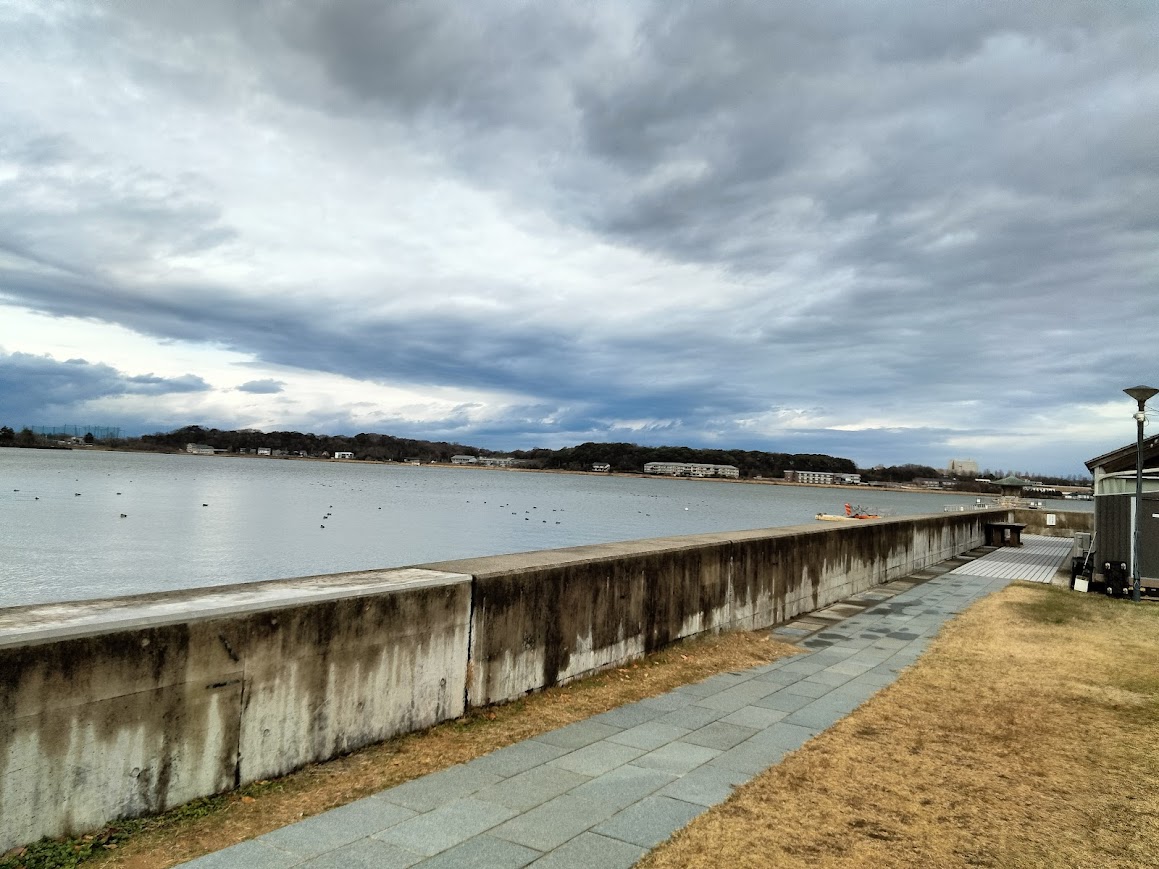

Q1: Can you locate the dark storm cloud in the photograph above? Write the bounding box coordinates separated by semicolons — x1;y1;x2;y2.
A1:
0;350;210;425
1;1;1156;474
237;379;285;394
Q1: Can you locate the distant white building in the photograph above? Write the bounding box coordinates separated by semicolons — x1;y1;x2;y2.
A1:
783;470;861;485
592;462;611;472
185;443;215;456
257;447;272;456
478;457;518;467
948;458;979;477
333;451;354;460
451;455;478;464
644;461;739;479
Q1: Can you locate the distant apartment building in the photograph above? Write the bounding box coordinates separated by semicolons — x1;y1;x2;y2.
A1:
451;455;478;464
644;461;740;479
591;462;611;472
947;458;979;477
783;470;861;485
257;447;272;456
478;457;520;467
332;451;354;460
185;443;215;455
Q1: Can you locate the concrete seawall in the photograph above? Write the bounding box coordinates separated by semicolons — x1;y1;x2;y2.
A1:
1013;507;1093;537
0;510;1001;850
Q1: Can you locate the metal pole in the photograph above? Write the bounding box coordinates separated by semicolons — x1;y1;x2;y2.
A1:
1133;405;1144;603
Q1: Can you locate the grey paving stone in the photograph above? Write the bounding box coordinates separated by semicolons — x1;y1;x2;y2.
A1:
524;832;644;869
592;795;704;848
750;667;803;686
803;668;857;688
532;720;623;750
870;637;910;650
753;689;815;713
718;704;788;729
378;764;503;813
693;682;777;713
374;798;517;857
260;798;417;856
830;678;885;704
588;703;665;729
549;740;646;776
748;721;821;751
855;669;900;688
807;647;859;664
297;837;422;869
779;678;833;698
606;720;690;750
777;658;826;675
708;739;791;774
567;763;677;810
655;764;750;807
681;720;759;751
413;834;541;869
783;700;857;731
826;658;877;676
637;692;696;712
632;741;721;775
473;765;592;810
745;661;788;674
489;794;617;851
828;642;871;654
654;703;728;730
474;740;572;778
686;671;755;691
177;839;301;869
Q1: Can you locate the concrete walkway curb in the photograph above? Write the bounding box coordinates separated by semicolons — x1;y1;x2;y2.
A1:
180;541;1070;868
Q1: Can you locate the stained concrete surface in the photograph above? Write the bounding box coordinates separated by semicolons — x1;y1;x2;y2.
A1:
180;540;1070;868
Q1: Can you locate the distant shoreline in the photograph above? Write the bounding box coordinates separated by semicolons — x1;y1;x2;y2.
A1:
68;444;1018;500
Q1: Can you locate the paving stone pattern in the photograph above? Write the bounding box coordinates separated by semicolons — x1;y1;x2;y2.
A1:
179;544;1068;868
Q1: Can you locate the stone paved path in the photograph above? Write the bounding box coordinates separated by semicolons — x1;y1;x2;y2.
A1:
180;542;1071;868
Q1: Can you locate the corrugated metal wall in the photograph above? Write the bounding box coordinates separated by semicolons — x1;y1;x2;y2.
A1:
1095;492;1159;580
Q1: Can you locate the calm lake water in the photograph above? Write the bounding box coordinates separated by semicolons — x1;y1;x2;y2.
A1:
0;449;1089;607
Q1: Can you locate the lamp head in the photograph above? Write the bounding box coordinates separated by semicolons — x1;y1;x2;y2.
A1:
1124;385;1159;408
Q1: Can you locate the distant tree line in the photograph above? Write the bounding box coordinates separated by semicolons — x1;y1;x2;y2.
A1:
510;441;857;479
1;423;1091;485
135;425;494;463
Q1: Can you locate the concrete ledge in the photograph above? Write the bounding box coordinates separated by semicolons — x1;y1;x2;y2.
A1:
425;511;999;707
0;569;472;851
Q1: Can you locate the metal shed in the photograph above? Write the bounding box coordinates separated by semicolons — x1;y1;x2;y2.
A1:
1085;434;1159;593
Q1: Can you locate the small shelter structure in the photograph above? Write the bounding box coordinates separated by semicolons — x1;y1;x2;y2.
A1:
1083;434;1159;594
991;475;1032;499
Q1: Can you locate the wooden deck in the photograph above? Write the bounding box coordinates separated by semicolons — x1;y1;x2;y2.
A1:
949;534;1071;584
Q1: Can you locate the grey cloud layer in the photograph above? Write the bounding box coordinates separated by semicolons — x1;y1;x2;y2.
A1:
0;351;208;424
1;1;1156;472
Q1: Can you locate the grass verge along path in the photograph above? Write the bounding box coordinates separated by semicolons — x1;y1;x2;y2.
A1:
642;583;1159;869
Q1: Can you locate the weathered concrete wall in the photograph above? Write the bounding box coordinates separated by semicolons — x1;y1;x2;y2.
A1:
0;510;994;849
426;510;996;707
1012;508;1093;537
0;569;471;852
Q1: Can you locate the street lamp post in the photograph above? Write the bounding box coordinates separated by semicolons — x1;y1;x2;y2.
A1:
1123;385;1158;603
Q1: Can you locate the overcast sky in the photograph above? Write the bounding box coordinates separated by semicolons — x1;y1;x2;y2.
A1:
1;1;1155;475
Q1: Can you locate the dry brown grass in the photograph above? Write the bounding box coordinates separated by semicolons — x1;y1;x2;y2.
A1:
78;630;792;869
641;584;1159;869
